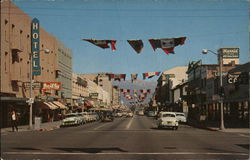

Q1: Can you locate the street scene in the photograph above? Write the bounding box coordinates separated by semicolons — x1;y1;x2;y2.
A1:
0;0;249;160
2;115;249;160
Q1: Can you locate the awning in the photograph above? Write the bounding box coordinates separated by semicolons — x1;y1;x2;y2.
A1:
52;101;68;110
84;100;94;107
44;102;58;110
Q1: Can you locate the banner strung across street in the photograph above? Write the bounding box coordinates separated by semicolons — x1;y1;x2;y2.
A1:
82;37;186;54
82;39;117;51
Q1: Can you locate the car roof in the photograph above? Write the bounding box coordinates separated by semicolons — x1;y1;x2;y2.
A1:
159;112;176;115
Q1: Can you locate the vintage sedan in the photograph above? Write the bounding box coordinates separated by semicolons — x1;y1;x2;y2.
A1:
60;113;82;127
157;112;179;130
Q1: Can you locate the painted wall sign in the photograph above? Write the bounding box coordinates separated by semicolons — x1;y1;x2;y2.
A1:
31;18;41;75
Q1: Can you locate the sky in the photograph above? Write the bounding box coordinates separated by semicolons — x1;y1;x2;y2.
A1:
13;0;249;82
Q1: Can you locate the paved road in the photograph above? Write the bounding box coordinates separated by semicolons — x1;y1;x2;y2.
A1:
1;115;249;160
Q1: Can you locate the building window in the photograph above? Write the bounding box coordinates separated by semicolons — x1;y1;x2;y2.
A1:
11;49;20;63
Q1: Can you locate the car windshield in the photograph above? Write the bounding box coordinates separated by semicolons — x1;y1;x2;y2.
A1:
176;114;185;116
162;114;175;117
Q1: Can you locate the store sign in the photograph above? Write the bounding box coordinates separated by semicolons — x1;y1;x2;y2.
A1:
227;73;249;84
89;93;98;99
219;47;239;58
42;82;61;90
23;82;41;89
31;18;41;75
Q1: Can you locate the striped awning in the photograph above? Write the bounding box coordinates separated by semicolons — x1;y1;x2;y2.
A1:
84;100;94;107
44;102;58;110
52;101;68;110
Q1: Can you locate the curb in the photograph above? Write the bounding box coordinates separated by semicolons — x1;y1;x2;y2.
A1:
39;126;59;131
187;122;219;131
205;127;219;131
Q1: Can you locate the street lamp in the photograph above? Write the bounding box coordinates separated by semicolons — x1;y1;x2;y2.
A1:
29;49;50;130
202;48;225;130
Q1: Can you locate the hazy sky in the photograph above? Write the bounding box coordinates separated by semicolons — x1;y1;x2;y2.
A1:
13;0;249;81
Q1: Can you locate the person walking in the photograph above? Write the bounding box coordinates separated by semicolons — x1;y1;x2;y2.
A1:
11;110;18;132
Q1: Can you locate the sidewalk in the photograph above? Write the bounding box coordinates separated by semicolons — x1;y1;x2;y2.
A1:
1;120;62;134
188;120;250;134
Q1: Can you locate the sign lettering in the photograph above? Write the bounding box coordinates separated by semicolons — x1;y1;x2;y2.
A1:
31;18;41;75
42;82;61;90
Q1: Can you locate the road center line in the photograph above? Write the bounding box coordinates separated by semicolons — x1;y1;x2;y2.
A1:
3;151;248;156
126;117;134;129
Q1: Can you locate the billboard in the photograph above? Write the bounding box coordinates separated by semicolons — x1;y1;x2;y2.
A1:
218;47;239;58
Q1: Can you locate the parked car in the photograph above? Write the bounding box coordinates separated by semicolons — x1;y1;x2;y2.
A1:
76;113;87;124
126;112;133;117
61;113;82;127
175;112;187;123
157;112;178;130
114;111;123;117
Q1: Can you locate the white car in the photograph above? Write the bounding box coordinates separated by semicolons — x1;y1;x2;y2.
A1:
157;112;179;130
61;113;81;127
175;112;187;123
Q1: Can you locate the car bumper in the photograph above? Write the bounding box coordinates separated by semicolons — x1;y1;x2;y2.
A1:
61;121;79;126
159;122;178;127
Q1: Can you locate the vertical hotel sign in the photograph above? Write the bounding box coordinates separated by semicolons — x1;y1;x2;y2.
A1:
31;18;41;75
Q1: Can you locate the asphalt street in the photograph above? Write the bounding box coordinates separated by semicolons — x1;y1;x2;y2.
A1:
1;115;249;160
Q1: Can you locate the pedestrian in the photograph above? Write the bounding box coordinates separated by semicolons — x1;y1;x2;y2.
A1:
11;110;18;132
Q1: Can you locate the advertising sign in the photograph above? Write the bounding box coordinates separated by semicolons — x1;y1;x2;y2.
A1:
89;93;98;99
218;47;239;58
31;18;41;75
42;82;61;90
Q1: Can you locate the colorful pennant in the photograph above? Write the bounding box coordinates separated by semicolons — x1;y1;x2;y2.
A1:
148;37;186;54
127;40;144;54
109;74;126;81
82;39;117;51
131;74;138;82
143;72;161;79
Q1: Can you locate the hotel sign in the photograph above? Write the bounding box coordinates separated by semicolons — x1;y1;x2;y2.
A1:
31;18;41;75
218;47;239;58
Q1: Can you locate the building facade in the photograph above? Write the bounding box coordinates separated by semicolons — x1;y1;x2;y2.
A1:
0;1;71;127
155;66;188;111
186;60;249;127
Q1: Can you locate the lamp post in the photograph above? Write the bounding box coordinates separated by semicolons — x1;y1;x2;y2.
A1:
202;49;225;130
29;49;50;130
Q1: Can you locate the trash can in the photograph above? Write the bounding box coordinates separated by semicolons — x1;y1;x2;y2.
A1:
34;117;41;130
